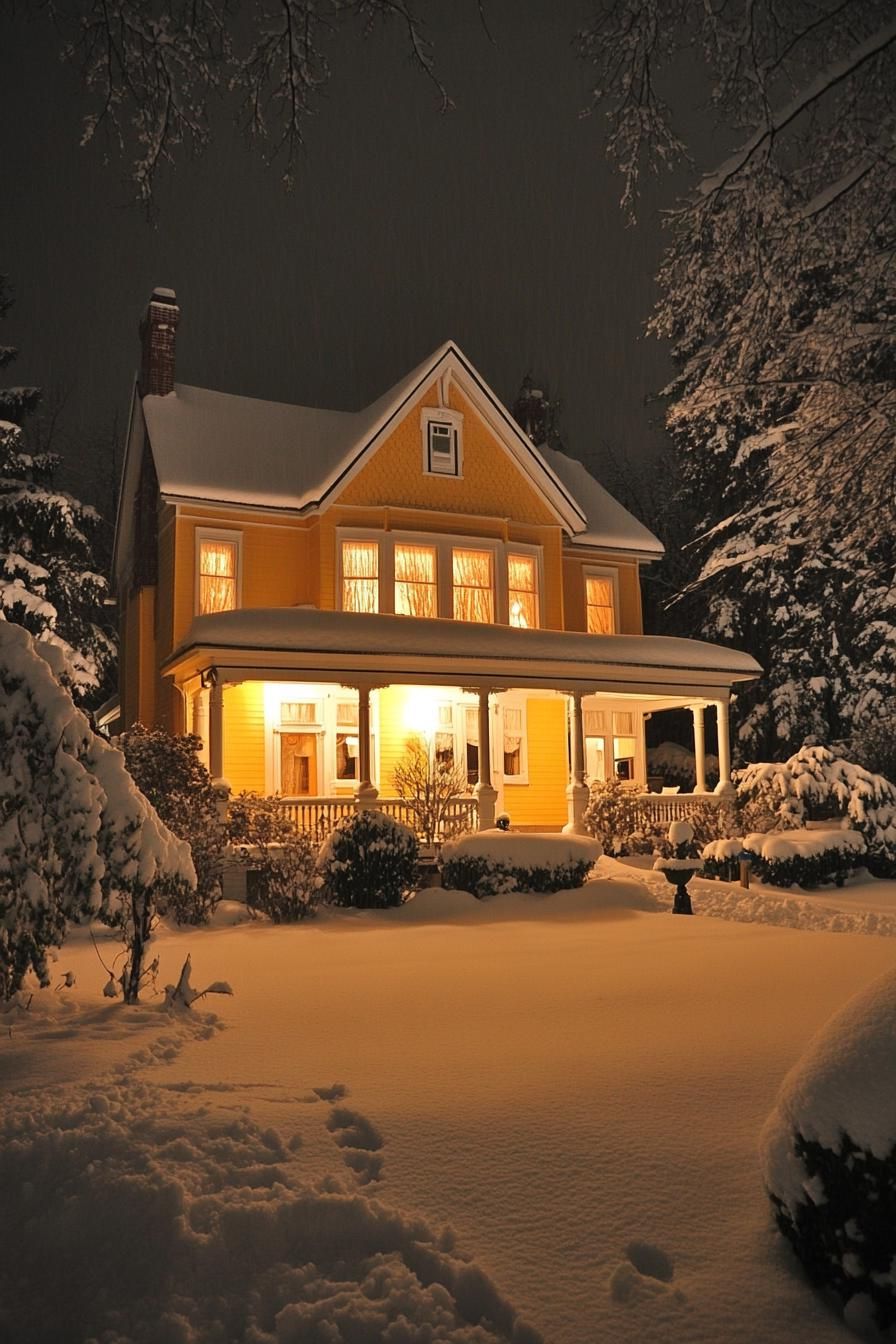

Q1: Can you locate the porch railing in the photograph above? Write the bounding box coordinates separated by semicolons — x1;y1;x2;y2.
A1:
273;795;478;842
636;792;724;825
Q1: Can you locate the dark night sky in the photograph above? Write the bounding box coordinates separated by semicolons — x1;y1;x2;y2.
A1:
1;2;716;517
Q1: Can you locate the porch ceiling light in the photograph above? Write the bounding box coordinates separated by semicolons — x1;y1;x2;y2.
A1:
405;689;439;740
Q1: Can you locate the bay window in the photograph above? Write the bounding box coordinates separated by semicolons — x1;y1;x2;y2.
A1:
453;547;494;623
341;540;379;613
395;543;437;617
585;572;616;634
508;552;538;628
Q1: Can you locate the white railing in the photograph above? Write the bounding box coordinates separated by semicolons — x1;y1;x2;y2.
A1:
636;793;724;825
273;795;478;841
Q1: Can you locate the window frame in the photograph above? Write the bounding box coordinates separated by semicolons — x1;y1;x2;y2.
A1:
584;565;619;635
506;545;542;629
339;537;381;614
499;693;529;785
195;527;242;616
420;406;464;478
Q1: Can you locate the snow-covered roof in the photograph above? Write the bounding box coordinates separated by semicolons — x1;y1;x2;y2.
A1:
164;607;761;694
139;341;662;556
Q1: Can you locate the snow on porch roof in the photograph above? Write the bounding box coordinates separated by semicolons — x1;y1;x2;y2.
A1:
164;607;761;688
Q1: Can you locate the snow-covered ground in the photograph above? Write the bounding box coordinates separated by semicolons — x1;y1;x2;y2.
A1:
4;866;896;1343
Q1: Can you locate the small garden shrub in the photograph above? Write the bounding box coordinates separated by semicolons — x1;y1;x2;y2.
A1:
318;810;418;909
227;792;320;922
440;832;601;898
582;778;659;855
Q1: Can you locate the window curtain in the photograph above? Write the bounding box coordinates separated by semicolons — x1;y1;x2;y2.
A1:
507;553;537;628
586;576;614;634
464;705;479;745
395;544;437;617
199;541;237;614
503;705;523;775
584;708;605;736
281;701;317;725
453;548;494;623
342;541;379;613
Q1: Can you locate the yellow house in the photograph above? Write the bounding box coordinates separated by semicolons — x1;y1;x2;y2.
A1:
112;287;759;835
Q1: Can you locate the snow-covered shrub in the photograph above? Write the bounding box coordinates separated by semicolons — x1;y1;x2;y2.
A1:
583;778;659;855
648;741;719;791
737;745;896;877
744;829;866;889
227;792;320;922
318;809;418;909
440;831;602;898
760;967;896;1335
701;837;746;882
119;723;225;924
0;622;194;1001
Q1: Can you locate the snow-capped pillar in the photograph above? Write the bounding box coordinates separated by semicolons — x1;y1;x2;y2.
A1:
691;704;708;793
192;687;210;769
474;687;497;829
354;685;379;812
714;699;736;798
563;690;589;835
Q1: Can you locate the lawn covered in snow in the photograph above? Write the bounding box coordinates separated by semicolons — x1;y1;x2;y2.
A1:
4;863;896;1343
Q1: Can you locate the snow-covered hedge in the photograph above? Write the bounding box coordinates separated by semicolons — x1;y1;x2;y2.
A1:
702;829;866;888
737;746;896;877
0;622;195;1000
318;809;418;908
440;831;602;898
760;968;896;1335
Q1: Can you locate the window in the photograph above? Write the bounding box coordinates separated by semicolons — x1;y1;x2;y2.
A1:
421;407;463;477
281;701;317;725
586;573;616;634
434;703;455;768
197;532;240;614
395;543;437;617
335;701;359;781
453;548;494;623
279;700;320;796
507;553;538;628
464;705;479;786
502;704;525;778
342;540;379;613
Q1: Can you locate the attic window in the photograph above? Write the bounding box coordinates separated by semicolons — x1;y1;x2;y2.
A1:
421;407;463;477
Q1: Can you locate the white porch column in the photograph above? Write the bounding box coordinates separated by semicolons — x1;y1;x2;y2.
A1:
714;698;736;797
691;703;708;793
354;684;379;811
192;687;210;769
473;687;497;829
207;675;231;819
563;690;589;835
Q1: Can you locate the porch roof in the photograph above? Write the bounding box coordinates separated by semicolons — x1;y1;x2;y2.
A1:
163;608;760;699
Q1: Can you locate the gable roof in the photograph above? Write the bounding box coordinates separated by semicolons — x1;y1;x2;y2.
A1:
133;340;662;556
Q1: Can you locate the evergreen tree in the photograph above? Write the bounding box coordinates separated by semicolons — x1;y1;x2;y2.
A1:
0;277;115;702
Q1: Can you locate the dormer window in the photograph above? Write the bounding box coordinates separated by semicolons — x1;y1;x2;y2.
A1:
421;407;463;477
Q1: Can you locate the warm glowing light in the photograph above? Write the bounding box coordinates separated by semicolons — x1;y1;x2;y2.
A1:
404;688;440;739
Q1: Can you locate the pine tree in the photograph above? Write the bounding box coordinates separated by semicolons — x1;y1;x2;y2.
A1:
0;276;115;701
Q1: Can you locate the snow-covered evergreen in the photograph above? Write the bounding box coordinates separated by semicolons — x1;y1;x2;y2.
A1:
0;277;115;701
0;621;194;1001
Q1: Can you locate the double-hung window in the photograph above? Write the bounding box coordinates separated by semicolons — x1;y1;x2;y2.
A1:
585;572;616;634
197;531;240;615
394;543;437;617
452;547;494;623
341;540;379;613
507;552;538;628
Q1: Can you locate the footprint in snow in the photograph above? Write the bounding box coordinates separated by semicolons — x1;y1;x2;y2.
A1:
326;1105;384;1185
610;1240;685;1306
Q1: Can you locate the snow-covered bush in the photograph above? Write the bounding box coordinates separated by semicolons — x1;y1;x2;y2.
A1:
227;792;320;922
119;723;225;924
318;809;418;909
737;745;896;877
583;778;659;855
701;837;746;883
851;709;896;801
702;830;866;888
0;622;194;1001
648;741;719;791
440;831;601;899
760;967;896;1335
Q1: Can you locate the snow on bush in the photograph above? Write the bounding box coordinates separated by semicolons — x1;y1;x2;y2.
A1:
440;830;601;899
318;809;418;909
760;967;896;1336
702;829;867;889
648;740;719;790
0;622;194;1001
228;791;321;921
737;745;896;877
582;777;660;855
0;1075;542;1344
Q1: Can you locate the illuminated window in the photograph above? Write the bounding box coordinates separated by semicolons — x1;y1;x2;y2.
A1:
395;543;437;617
508;553;538;628
281;701;317;725
342;540;379;613
586;574;616;634
464;705;479;786
335;701;359;781
197;534;239;614
453;548;494;623
502;704;525;778
434;702;455;768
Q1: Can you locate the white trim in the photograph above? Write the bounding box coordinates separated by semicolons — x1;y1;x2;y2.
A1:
584;564;620;635
499;691;529;786
505;542;542;630
420;405;463;478
195;527;243;615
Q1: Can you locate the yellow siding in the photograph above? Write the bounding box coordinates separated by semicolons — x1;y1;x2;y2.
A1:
562;555;643;635
376;685;420;793
222;681;266;794
505;698;568;828
334;380;559;526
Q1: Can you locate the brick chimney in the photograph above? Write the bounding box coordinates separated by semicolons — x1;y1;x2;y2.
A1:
139;287;180;397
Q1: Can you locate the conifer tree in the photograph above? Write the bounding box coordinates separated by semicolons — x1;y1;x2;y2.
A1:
0;276;115;701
